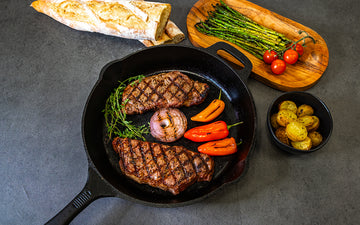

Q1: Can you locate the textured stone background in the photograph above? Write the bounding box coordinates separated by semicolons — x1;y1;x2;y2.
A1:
1;0;359;224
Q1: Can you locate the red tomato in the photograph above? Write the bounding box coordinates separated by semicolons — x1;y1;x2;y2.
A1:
271;59;286;75
295;44;304;56
283;49;299;64
263;50;278;64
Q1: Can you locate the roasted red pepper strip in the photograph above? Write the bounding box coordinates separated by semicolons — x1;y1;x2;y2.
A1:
198;137;238;156
191;92;225;122
184;121;243;142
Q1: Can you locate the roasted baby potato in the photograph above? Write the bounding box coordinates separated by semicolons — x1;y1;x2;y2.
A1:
297;115;315;127
271;113;280;129
291;136;312;150
277;110;297;127
286;121;308;142
279;100;297;114
308;131;323;147
297;104;314;117
270;99;324;150
275;127;289;145
307;116;320;131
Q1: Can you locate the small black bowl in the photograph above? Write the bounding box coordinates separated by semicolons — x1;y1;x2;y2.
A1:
267;91;333;154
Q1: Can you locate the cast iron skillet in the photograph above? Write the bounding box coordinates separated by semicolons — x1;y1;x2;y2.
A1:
46;42;257;224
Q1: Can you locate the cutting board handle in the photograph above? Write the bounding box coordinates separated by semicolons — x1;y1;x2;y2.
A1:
205;42;253;81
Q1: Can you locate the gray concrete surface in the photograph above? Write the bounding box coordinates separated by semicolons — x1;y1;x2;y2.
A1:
1;0;359;224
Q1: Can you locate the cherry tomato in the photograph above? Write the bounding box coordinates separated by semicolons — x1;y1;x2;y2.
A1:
263;50;278;64
283;49;299;64
295;44;304;56
271;59;286;75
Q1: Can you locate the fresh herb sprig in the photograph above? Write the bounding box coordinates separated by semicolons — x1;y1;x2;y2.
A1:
104;75;150;141
195;0;292;59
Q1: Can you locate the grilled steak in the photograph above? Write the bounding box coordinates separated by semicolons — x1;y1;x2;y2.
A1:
122;71;210;115
112;137;215;195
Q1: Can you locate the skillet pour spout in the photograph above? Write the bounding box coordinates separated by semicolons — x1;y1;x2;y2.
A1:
46;42;256;224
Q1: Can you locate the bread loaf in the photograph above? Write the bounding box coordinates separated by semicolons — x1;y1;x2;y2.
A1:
140;20;185;47
31;0;171;41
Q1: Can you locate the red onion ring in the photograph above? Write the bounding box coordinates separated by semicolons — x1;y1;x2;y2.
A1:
150;108;187;142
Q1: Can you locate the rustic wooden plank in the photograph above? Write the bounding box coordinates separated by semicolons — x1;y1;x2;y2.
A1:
187;0;329;91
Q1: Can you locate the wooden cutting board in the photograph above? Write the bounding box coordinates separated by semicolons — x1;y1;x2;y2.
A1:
187;0;329;91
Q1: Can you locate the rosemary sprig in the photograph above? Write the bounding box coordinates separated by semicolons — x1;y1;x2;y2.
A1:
104;75;150;141
195;0;292;59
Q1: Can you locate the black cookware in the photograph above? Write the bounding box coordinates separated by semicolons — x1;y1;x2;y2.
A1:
46;42;257;224
267;91;333;154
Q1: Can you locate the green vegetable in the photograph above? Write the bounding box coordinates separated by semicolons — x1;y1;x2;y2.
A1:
195;0;291;59
104;75;150;141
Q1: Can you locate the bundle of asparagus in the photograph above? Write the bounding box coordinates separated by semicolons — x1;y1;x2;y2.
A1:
195;0;291;59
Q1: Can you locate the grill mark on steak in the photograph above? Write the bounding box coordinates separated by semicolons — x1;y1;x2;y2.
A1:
150;143;167;186
112;137;214;195
148;142;163;182
175;147;197;184
122;71;209;115
155;143;176;188
138;141;150;181
170;75;193;104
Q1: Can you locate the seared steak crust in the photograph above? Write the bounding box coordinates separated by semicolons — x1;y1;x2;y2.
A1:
112;137;214;195
122;71;209;115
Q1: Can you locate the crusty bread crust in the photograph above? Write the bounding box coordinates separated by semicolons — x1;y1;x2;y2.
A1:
31;0;171;41
164;20;185;43
140;20;185;47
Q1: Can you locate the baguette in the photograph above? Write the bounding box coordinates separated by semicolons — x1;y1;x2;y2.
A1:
31;0;171;41
140;20;185;47
165;20;185;44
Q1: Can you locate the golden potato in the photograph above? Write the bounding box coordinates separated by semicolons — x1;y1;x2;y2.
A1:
279;100;297;114
307;116;320;131
291;136;312;150
297;104;314;117
275;127;290;145
297;115;315;127
308;131;323;147
271;113;280;129
277;110;297;127
286;121;308;142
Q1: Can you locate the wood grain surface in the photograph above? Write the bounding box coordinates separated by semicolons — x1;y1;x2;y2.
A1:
187;0;329;91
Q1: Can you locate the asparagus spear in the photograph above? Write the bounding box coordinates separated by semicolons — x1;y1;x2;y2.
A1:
195;0;291;59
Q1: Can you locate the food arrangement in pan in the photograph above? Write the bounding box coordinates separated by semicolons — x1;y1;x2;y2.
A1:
94;42;256;201
103;69;250;198
104;70;248;195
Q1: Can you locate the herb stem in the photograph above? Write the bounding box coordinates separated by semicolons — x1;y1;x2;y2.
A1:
104;75;149;141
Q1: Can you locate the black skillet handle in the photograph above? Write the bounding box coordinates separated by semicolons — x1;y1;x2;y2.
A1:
45;166;115;225
205;42;253;81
